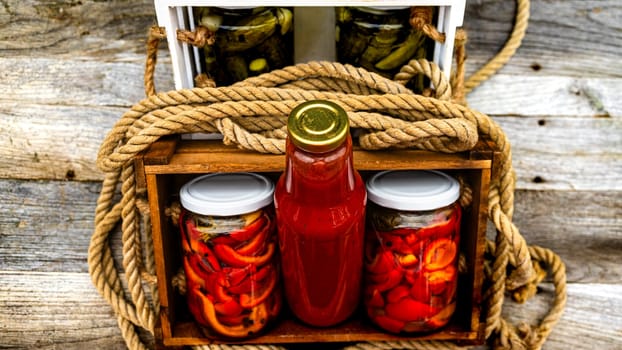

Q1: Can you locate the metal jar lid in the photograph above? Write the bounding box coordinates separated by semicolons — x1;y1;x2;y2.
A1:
287;100;349;153
180;172;274;216
366;170;460;211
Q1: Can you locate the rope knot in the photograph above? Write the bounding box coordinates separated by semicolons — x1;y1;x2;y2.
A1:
176;26;216;47
409;6;446;43
149;25;166;40
194;73;217;88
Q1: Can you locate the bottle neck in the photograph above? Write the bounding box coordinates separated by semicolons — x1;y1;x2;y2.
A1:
283;136;357;203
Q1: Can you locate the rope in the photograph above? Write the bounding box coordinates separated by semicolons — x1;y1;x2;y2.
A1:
464;0;530;93
88;1;567;349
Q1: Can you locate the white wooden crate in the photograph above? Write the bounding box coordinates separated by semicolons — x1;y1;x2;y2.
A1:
154;0;466;89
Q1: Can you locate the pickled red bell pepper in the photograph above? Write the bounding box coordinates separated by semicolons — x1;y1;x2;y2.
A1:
213;277;234;303
365;287;384;308
396;253;418;268
214;298;244;316
228;215;268;243
425;303;456;329
370;268;403;292
385;297;438;322
386;285;410;304
223;266;251;287
379;233;412;254
214;242;275;268
425;265;457;295
235;219;271;256
239;268;277;308
267;288;282;318
227;264;273;295
186;289;211;326
185;254;223;295
194;288;268;338
423;238;457;271
372;314;406;334
217;313;248;327
366;250;396;275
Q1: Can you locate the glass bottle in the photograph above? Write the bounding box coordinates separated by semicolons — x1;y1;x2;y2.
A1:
179;172;281;339
364;170;461;333
274;100;367;327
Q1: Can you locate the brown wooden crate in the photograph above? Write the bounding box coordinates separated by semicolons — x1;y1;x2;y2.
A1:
139;139;493;348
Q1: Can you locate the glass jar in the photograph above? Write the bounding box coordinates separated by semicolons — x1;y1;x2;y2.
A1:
335;6;433;92
364;170;461;333
179;172;281;339
274;100;367;327
197;6;293;85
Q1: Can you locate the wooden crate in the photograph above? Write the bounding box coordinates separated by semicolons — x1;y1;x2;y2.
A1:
138;137;493;348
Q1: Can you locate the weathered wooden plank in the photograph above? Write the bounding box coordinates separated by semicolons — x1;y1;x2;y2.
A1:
496;115;622;191
0;0;155;56
467;76;622;118
1;179;620;284
0;103;120;181
502;283;622;350
1;270;620;349
507;190;622;284
464;0;622;78
2;55;619;117
0;271;130;349
3;99;619;191
2;1;620;79
0;179;101;273
0;57;175;107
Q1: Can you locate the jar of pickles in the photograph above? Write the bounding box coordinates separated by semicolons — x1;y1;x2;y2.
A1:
179;173;281;338
197;7;293;85
335;7;433;92
364;170;461;333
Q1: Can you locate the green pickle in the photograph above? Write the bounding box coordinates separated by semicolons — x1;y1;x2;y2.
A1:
196;7;293;86
335;7;435;92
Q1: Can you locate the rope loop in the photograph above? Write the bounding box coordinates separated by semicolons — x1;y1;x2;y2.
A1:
393;59;452;100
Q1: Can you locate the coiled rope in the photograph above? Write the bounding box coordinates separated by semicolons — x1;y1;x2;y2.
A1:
89;1;566;349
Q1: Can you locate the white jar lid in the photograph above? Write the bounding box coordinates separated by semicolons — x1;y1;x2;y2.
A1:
180;173;274;216
366;170;460;211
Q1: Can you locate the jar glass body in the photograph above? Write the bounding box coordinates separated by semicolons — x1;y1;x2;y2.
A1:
335;7;434;92
198;7;293;85
179;205;281;338
364;200;461;333
274;136;367;327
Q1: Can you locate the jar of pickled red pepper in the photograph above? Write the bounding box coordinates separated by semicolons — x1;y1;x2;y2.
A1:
364;170;461;333
274;100;367;327
196;6;293;85
335;6;434;92
179;172;281;339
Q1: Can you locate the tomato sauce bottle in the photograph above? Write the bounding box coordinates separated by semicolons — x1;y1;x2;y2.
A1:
364;170;461;333
274;100;367;327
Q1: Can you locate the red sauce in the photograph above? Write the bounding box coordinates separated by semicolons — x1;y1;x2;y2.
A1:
275;136;366;326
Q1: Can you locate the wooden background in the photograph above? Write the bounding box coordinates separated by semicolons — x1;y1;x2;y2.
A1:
0;0;620;349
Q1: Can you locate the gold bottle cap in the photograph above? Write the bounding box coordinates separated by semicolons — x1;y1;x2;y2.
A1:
288;100;349;153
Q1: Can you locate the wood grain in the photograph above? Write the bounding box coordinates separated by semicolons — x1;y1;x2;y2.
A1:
501;283;622;350
464;0;622;78
0;271;129;349
1;179;619;284
0;0;620;348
